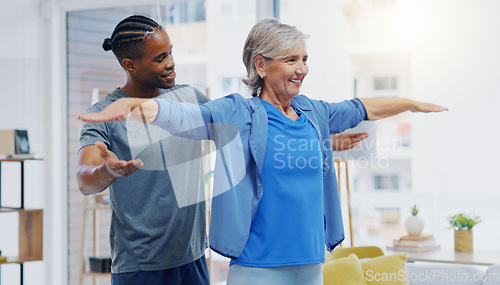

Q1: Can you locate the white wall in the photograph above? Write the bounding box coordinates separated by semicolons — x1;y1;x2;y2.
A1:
281;0;500;193
410;0;500;248
0;0;42;146
409;0;500;195
281;0;354;102
0;0;46;284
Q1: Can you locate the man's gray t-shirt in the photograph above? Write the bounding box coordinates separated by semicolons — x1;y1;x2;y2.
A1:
79;85;209;273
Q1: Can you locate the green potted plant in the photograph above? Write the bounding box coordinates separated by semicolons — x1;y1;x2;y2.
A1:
448;213;481;252
404;205;424;236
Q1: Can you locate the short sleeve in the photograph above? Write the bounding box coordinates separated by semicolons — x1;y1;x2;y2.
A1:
327;99;367;134
351;98;368;120
194;87;210;104
79;106;110;153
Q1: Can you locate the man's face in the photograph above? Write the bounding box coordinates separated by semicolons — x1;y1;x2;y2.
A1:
132;29;176;89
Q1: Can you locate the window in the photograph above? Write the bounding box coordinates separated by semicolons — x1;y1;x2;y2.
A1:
167;0;206;25
374;76;397;90
374;174;400;190
216;0;255;21
221;77;246;95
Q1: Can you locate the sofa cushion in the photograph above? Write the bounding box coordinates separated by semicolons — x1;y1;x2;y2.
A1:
323;253;368;285
360;252;409;285
326;246;385;262
483;264;500;285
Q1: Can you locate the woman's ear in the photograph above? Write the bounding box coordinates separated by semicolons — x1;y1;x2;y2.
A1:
254;55;266;79
123;58;135;73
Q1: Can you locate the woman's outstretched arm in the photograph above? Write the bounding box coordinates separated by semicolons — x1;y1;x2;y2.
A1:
77;98;158;123
358;98;448;121
77;97;210;139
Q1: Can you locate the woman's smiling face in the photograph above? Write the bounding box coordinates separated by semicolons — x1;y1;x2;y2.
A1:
260;43;308;100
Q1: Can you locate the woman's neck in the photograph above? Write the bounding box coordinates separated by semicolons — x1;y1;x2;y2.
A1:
259;91;299;120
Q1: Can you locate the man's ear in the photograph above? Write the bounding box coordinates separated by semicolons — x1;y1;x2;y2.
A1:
123;58;135;73
254;54;267;79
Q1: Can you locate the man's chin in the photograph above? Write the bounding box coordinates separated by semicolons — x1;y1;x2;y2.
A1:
161;81;175;89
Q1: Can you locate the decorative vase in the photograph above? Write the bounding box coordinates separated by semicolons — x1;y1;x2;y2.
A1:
455;230;473;252
405;215;424;236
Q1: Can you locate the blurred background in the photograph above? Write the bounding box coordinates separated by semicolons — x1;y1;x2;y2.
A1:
1;0;499;284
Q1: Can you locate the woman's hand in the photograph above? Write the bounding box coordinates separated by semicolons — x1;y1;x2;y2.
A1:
410;101;448;113
331;132;368;151
77;98;158;123
359;98;448;121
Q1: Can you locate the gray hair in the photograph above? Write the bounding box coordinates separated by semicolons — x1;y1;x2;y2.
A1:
242;18;309;97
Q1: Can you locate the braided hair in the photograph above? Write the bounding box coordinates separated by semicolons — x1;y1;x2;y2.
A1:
103;15;162;65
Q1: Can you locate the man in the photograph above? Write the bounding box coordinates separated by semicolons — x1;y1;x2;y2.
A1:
76;15;210;284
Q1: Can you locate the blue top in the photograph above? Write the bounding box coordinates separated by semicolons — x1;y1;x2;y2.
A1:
231;99;325;267
152;94;367;259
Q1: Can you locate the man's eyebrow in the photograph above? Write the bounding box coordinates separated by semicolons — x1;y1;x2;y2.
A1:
154;45;174;59
154;52;168;60
153;46;173;60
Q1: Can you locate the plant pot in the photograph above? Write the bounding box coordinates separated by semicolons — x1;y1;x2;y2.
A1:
405;215;424;236
455;230;473;252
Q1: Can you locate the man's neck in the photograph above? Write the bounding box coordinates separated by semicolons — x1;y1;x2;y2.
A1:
121;83;161;99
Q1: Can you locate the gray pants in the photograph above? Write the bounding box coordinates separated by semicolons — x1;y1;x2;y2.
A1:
227;263;323;285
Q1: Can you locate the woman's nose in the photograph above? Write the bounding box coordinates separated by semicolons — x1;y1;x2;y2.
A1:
296;64;308;75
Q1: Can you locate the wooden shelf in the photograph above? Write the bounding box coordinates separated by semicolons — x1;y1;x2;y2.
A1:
0;147;43;285
0;209;43;265
0;207;22;213
0;157;43;162
0;256;43;265
19;209;43;261
0;207;42;212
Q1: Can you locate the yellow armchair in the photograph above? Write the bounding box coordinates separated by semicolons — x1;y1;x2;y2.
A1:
326;246;384;263
323;246;408;285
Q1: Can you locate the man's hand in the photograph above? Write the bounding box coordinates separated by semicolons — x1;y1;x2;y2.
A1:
331;132;368;151
96;141;143;177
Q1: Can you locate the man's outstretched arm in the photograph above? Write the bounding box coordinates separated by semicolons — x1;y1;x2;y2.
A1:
77;142;143;195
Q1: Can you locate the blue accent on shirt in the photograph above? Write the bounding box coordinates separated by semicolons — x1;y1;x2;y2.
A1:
231;99;325;267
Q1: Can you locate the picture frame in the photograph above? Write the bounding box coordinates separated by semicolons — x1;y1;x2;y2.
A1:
15;129;30;154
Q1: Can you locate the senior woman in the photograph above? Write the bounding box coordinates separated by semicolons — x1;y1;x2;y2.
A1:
79;18;447;284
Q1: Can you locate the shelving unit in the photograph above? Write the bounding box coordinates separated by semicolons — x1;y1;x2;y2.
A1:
79;192;111;285
0;158;43;285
